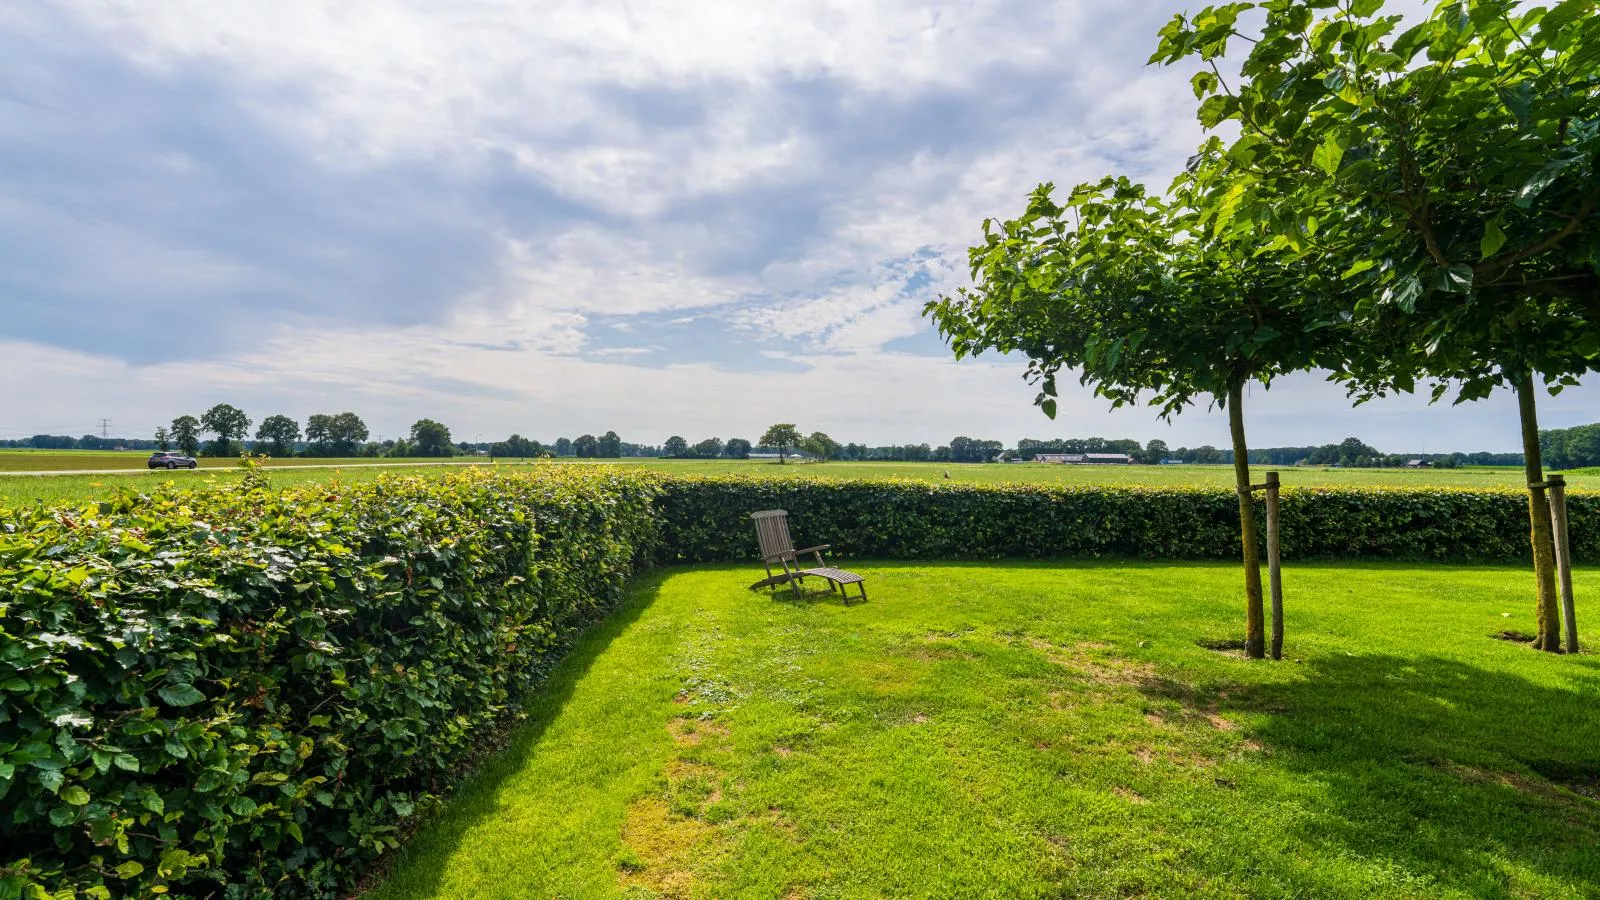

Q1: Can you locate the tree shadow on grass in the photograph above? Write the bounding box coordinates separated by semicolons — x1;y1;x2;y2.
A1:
363;568;672;899
1143;651;1600;894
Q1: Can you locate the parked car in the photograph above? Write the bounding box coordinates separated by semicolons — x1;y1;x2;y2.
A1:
147;451;198;470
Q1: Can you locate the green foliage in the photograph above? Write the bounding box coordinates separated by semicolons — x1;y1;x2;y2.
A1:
170;416;201;459
759;425;802;461
200;404;252;458
1150;0;1600;403
801;432;840;462
652;476;1595;564
153;427;171;453
407;419;454;458
1542;422;1600;470
254;415;301;458
663;436;689;458
0;467;659;898
304;413;369;458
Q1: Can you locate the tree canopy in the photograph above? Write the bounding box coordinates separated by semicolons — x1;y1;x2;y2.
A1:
759;424;802;461
1150;0;1599;650
255;415;301;457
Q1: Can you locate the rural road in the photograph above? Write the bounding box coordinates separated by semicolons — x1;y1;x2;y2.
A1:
0;460;517;477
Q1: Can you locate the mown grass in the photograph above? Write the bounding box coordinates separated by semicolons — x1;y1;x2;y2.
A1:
370;561;1600;899
4;458;1593;508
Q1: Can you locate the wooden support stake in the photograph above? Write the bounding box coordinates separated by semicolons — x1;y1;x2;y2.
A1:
1549;475;1578;653
1265;471;1284;661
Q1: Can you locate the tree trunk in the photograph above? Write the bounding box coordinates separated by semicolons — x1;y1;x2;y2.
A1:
1515;371;1563;652
1229;381;1266;660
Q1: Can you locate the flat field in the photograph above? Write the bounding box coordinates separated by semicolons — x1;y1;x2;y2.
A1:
0;449;483;473
371;560;1600;898
2;456;1593;508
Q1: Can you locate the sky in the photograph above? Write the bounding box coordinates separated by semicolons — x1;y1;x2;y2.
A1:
0;0;1591;452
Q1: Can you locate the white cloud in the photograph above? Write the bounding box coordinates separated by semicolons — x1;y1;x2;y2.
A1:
2;0;1589;451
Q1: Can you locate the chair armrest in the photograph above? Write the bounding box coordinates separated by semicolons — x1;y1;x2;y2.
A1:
795;544;831;556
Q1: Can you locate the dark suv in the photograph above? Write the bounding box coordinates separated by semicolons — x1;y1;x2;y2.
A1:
148;452;198;470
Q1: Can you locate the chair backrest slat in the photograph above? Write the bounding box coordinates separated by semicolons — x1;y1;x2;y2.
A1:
750;509;795;560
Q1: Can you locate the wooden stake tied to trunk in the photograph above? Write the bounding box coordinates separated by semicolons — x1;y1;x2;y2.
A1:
1548;475;1578;654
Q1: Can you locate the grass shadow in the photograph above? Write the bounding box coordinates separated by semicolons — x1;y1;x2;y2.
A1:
1145;650;1600;894
363;568;671;898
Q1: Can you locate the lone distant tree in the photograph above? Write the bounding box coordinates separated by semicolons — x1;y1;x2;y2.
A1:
1143;439;1169;465
170;416;201;458
573;434;598;458
760;424;802;462
409;419;454;457
598;431;623;458
692;437;724;458
554;437;574;457
200;404;252;457
255;415;301;457
723;438;752;459
663;436;689;458
153;426;171;452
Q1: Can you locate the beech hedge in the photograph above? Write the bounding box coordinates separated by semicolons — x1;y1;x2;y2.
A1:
4;467;1594;897
652;476;1596;564
0;467;657;899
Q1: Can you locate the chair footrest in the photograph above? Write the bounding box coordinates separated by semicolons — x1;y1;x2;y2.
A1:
802;566;864;585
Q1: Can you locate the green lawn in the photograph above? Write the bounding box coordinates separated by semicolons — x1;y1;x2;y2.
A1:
4;457;1593;508
370;561;1600;899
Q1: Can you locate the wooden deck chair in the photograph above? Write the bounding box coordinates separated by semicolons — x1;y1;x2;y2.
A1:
748;509;867;604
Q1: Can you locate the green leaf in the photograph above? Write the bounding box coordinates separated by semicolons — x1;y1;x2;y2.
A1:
114;861;145;880
1341;259;1378;279
1436;264;1473;294
1312;131;1347;176
157;683;206;707
1191;71;1219;99
1351;0;1384;16
60;785;90;806
113;753;140;773
1480;218;1507;260
1516;160;1573;207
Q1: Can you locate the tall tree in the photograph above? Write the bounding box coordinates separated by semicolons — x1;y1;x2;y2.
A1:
199;404;251;457
927;162;1345;659
304;412;369;457
409;419;454;457
760;424;803;462
1144;439;1170;464
802;431;841;461
153;426;170;452
663;436;689;457
1154;0;1600;650
723;438;752;459
692;437;724;459
598;431;623;458
255;415;301;457
573;434;598;458
170;415;201;458
554;437;574;457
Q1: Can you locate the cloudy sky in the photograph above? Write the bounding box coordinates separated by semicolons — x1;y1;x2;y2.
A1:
0;1;1590;451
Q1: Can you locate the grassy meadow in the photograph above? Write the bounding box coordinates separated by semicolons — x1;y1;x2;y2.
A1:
371;560;1600;899
2;455;1594;508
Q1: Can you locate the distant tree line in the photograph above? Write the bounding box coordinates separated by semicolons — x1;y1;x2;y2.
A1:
1540;423;1600;471
133;406;460;459
12;421;1595;471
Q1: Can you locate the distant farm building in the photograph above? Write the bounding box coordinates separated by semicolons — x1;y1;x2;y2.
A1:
1034;453;1135;465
